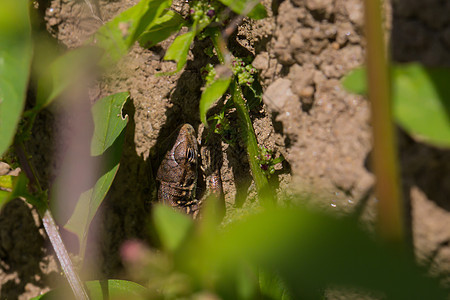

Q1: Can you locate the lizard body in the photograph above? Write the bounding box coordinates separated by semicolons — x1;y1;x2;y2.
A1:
156;123;224;219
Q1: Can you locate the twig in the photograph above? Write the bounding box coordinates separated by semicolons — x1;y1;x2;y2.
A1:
15;142;90;300
42;210;90;300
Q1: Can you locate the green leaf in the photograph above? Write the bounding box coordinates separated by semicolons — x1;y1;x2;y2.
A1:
231;81;275;205
94;0;171;66
31;279;147;299
341;67;367;95
163;30;195;73
90;92;129;156
0;190;9;209
64;92;129;256
0;0;33;156
138;9;185;48
259;270;291;300
0;175;13;190
200;76;231;125
393;64;450;148
217;0;267;20
153;204;194;252
181;207;446;299
342;64;450;148
35;48;96;112
0;173;30;211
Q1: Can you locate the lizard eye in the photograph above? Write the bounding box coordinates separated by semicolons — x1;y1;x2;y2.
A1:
186;147;196;163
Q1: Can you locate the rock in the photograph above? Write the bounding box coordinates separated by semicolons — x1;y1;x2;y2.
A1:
252;52;269;70
263;78;296;112
292;0;335;20
0;162;10;176
344;0;364;28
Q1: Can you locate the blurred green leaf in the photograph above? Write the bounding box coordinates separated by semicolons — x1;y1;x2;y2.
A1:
0;0;33;156
94;0;171;66
342;64;450;148
35;48;97;112
138;9;185;48
200;76;231;125
64;92;129;256
259;270;291;300
153;204;194;253
31;279;147;299
179;207;447;299
0;190;9;209
163;31;195;73
217;0;267;19
341;67;367;95
393;64;450;148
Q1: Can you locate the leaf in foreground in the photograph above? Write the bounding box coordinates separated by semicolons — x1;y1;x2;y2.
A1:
180;207;447;299
393;64;450;148
35;48;98;112
64;92;129;257
0;0;33;156
153;204;194;253
342;64;450;148
32;279;147;299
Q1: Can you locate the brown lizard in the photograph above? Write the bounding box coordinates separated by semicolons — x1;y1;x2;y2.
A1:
156;123;224;219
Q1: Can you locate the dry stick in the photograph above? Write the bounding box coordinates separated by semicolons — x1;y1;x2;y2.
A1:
42;210;90;300
364;0;405;245
15;142;90;300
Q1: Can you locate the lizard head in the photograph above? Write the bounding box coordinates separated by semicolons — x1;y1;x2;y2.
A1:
156;123;198;193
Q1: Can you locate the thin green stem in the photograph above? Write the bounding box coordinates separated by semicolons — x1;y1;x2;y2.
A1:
209;25;275;206
364;0;404;245
232;81;275;206
208;28;226;64
15;142;90;300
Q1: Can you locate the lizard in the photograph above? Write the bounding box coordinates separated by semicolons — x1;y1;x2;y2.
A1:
155;123;225;219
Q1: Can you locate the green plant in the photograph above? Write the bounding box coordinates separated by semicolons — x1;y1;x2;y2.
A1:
3;0;446;298
118;204;448;299
0;0;273;298
343;64;450;149
0;0;146;298
93;0;274;202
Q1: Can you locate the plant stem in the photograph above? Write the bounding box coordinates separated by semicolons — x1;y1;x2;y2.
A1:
209;29;226;64
15;142;90;300
210;30;275;205
232;82;275;206
363;0;405;245
42;210;90;300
